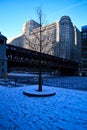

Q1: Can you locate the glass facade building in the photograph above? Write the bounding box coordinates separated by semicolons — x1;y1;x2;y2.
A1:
81;25;87;75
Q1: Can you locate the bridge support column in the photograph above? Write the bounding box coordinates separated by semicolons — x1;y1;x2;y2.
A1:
0;32;7;78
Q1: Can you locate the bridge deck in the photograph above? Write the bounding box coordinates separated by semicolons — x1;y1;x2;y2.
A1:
6;44;79;74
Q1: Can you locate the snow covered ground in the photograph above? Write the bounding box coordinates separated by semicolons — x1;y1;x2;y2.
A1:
0;73;87;130
0;80;87;130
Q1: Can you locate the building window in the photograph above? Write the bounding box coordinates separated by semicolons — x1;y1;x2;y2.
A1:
2;68;4;73
2;62;4;66
82;32;87;39
0;39;3;44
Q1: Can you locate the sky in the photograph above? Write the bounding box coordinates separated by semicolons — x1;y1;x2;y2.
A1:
0;0;87;40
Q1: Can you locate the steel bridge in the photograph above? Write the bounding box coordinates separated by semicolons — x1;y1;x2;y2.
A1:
6;44;79;75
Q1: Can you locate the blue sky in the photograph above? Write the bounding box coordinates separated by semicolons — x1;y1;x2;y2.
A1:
0;0;87;39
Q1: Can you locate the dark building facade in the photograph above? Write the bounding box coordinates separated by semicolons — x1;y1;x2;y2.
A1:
81;25;87;75
0;32;7;77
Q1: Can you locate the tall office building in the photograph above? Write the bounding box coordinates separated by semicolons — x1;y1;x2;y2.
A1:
57;16;81;61
8;16;81;62
81;25;87;75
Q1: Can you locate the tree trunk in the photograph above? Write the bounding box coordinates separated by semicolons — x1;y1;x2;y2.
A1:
38;12;42;92
38;64;42;91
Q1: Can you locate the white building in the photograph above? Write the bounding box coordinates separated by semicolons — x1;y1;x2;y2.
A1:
8;16;81;62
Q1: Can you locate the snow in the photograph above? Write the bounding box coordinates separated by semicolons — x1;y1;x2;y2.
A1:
0;74;87;130
8;72;38;77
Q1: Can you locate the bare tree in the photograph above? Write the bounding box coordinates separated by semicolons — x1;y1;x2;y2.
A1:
24;7;55;91
37;7;42;91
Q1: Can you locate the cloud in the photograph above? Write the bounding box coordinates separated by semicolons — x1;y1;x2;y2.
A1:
58;1;87;12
